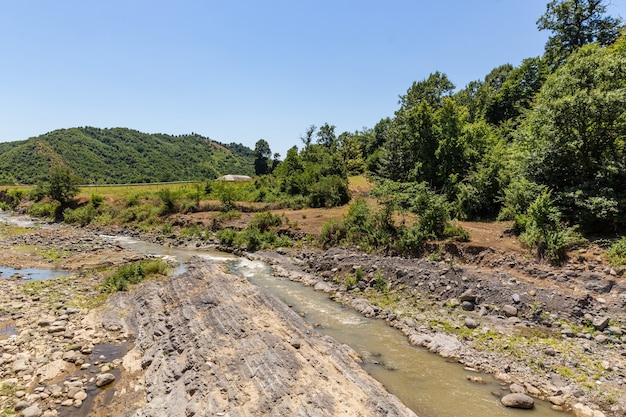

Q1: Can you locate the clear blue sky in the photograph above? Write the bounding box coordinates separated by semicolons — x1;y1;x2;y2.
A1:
1;1;624;158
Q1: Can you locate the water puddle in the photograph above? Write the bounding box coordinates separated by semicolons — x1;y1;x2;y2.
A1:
55;343;129;417
233;258;566;417
0;319;16;340
0;266;68;281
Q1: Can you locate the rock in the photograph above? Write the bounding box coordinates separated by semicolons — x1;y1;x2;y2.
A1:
464;317;479;329
461;301;475;311
509;383;525;393
21;405;43;417
14;401;31;411
95;373;115;387
73;390;87;401
459;289;478;303
592;316;610;331
502;305;518;317
62;351;77;363
501;393;534;409
572;403;606;417
512;293;520;303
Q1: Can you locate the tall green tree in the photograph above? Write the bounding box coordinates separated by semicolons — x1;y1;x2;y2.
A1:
537;0;623;67
399;71;455;111
46;166;81;207
517;42;626;230
316;123;337;150
253;139;271;175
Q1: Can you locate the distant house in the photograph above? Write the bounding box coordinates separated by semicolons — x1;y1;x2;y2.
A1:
216;175;252;182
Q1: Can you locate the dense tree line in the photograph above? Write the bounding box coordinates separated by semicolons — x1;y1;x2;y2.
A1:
256;0;625;260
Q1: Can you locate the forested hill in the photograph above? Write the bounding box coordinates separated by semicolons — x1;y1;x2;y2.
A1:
0;127;255;184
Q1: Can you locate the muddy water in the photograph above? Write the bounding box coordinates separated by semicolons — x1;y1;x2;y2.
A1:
0;216;567;416
233;258;566;417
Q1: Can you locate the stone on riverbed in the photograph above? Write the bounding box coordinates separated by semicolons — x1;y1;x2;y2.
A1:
95;373;115;387
501;393;534;409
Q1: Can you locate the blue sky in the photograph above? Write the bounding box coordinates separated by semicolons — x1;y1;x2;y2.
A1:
1;1;625;158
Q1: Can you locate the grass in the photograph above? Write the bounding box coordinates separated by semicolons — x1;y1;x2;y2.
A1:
0;223;33;238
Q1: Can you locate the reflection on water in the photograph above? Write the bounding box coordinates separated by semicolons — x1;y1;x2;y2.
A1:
232;259;566;417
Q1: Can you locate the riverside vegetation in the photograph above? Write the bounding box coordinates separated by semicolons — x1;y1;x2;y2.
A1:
1;0;626;415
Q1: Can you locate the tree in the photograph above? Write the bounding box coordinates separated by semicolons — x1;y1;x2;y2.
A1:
517;42;626;230
300;125;316;149
46;166;80;207
316;123;337;150
253;139;271;175
537;0;623;68
485;57;547;125
398;71;455;111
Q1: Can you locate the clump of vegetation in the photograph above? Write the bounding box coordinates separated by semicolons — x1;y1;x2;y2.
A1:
517;191;585;263
101;259;168;293
216;211;292;252
607;237;626;266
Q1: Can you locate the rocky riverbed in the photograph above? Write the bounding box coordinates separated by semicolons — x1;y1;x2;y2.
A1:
0;221;417;417
246;246;626;417
2;215;626;416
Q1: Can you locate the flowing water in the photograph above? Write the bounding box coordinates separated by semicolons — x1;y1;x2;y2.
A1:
231;258;565;417
0;214;567;416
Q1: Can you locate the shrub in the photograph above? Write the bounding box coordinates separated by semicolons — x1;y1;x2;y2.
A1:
216;228;237;246
319;219;346;248
372;271;388;293
28;201;61;219
157;188;179;214
519;191;585;263
63;205;97;226
607;237;626;266
101;259;168;293
308;175;351;208
250;211;282;232
90;194;104;208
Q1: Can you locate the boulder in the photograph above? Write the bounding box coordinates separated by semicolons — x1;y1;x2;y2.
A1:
501;393;534;409
21;405;43;417
95;373;115;387
502;305;518;317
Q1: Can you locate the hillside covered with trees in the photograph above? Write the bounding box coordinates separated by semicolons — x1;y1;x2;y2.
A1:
0;127;254;184
243;0;626;261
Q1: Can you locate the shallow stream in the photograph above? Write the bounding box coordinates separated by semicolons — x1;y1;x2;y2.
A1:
0;214;567;416
107;235;566;417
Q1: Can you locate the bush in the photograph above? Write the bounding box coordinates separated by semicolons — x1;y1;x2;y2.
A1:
216;228;237;246
157;188;179;214
319;219;347;248
308;175;351;208
101;259;168;293
498;178;546;230
63;205;97;226
607;237;626;266
249;211;282;232
90;194;104;208
28;201;61;219
519;191;585;263
372;271;388;294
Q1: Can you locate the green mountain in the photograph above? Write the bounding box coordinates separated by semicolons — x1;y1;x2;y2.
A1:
0;127;255;184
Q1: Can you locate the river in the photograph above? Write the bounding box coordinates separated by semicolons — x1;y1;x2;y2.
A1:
0;213;566;416
104;235;566;417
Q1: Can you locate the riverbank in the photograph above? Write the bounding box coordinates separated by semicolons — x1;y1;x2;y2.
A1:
2;214;626;416
0;220;417;417
244;245;626;417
